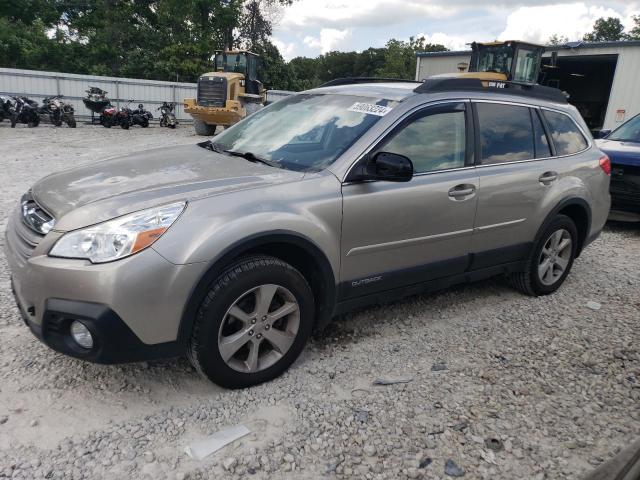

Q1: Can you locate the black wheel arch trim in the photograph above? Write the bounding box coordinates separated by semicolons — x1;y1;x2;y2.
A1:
539;196;592;255
177;230;337;344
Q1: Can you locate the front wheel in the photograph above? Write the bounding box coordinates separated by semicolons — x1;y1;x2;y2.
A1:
194;119;216;136
509;214;578;296
188;255;314;388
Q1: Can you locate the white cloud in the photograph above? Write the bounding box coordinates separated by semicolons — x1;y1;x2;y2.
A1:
499;3;636;44
280;0;456;30
415;32;472;51
272;37;297;61
303;28;352;54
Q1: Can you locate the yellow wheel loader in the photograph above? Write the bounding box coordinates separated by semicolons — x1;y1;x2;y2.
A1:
447;40;545;84
184;50;266;136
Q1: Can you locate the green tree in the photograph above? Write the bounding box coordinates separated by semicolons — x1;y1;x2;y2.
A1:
376;36;447;79
628;15;640;40
548;34;569;45
583;17;626;42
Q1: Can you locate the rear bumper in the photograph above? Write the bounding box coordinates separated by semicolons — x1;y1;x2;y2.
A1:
610;164;640;214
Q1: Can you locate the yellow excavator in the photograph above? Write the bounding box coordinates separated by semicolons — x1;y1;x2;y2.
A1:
453;40;545;84
184;50;266;136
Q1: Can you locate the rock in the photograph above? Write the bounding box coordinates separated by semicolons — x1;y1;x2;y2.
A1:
0;416;8;425
30;420;38;427
586;301;602;311
484;438;504;452
419;457;432;468
283;453;295;463
143;451;155;463
363;444;376;457
355;410;370;423
431;363;448;371
222;457;237;471
444;459;465;477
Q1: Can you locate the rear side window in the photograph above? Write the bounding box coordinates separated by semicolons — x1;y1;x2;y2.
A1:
476;103;535;164
531;109;551;158
542;110;588;155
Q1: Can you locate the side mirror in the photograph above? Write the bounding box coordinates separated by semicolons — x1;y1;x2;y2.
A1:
598;129;612;139
357;152;413;182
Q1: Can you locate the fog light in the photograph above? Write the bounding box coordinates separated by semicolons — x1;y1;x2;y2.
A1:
70;321;93;349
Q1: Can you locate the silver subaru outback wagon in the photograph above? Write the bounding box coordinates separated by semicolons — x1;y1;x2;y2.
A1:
5;78;611;388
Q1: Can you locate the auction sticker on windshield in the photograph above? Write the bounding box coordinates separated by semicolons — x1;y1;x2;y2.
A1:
348;102;393;117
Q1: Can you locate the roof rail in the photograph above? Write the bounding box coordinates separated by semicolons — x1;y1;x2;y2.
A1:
414;77;568;104
318;77;420;88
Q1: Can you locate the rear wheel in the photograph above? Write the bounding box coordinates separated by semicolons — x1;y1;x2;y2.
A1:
509;214;578;296
67;117;77;128
194;120;216;136
120;121;129;130
188;255;314;388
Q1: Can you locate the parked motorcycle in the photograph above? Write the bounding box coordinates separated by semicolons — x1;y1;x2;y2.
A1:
158;102;178;128
131;103;153;128
0;95;13;122
39;95;76;128
10;96;40;128
83;86;111;114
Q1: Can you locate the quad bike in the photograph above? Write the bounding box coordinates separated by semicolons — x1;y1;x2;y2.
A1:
158;102;178;128
39;95;76;128
0;95;13;122
130;103;153;128
10;96;40;128
99;105;119;128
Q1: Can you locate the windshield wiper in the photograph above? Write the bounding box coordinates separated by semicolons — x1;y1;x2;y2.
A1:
197;140;226;153
224;149;280;168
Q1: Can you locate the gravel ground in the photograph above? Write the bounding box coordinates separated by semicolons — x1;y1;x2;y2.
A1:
0;122;639;480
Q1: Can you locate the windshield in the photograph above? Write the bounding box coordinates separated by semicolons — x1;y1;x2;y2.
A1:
476;45;514;76
608;114;640;142
215;53;247;74
212;93;398;172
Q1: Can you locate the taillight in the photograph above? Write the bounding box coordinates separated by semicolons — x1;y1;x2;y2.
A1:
599;155;611;175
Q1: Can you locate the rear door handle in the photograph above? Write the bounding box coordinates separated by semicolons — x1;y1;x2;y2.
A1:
539;171;558;185
448;184;476;199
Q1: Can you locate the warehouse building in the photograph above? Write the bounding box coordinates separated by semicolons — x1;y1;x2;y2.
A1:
415;40;640;132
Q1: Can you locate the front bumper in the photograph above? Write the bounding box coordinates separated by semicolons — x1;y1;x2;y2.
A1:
13;292;183;364
5;207;208;363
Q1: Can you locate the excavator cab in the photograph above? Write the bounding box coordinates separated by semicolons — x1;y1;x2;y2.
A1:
468;41;544;84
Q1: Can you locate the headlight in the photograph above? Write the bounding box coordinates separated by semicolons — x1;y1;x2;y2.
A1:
49;202;185;263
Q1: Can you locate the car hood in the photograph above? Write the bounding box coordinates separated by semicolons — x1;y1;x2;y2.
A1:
31;143;304;231
596;139;640;167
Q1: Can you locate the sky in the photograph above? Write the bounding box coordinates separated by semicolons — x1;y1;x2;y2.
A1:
271;1;640;60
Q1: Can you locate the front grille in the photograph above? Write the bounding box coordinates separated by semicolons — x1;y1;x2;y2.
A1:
6;195;50;263
197;77;226;107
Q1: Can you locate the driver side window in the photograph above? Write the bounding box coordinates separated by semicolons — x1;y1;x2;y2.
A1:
377;106;467;173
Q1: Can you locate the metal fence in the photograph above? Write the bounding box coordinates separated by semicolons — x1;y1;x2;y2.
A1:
0;67;198;122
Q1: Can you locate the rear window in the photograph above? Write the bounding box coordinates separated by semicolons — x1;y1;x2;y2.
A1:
476;103;535;164
542;110;588;155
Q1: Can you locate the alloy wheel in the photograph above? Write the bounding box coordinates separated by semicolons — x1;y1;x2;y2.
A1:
537;228;572;286
217;284;300;373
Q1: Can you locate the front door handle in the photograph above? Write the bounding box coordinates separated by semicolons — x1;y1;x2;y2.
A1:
539;171;558;185
448;184;476;200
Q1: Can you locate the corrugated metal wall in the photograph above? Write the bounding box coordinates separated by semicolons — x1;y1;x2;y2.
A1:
0;67;197;121
416;45;640;130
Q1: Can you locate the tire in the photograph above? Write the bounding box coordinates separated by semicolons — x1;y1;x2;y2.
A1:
187;255;315;388
509;214;578;296
141;118;149;128
67;118;76;128
194;119;216;136
120;121;129;130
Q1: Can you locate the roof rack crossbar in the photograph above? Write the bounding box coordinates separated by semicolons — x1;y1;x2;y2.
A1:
414;77;568;104
318;77;420;88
